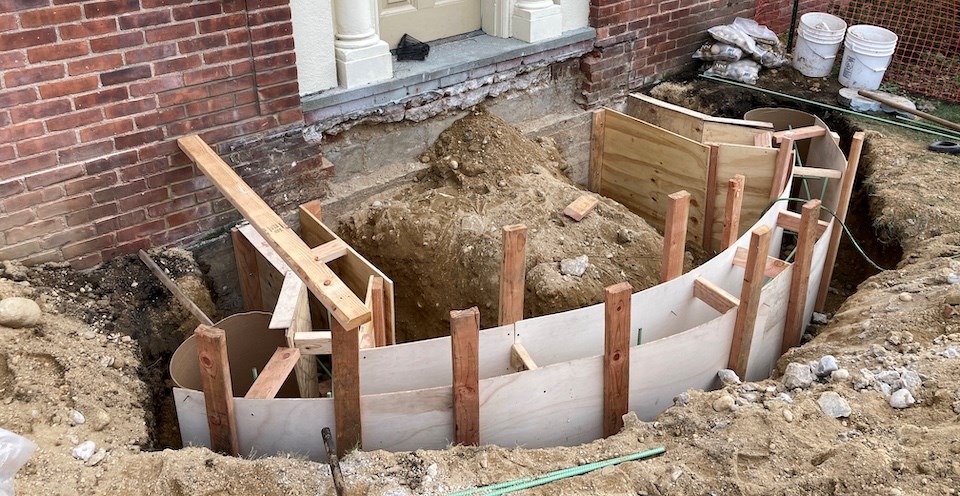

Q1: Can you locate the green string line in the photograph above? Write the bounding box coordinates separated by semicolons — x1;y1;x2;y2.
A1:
447;447;666;496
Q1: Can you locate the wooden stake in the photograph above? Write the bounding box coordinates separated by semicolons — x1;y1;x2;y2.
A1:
588;109;605;193
782;200;821;354
138;250;213;326
603;282;631;437
728;226;771;379
231;227;263;311
754;131;773;148
721;174;745;250
702;145;719;251
817;132;865;311
194;325;239;456
370;277;387;347
660;190;690;283
331;318;361;456
286;280;320;398
450;307;480;446
499;224;527;326
244;347;301;399
563;195;599;222
770;137;794;201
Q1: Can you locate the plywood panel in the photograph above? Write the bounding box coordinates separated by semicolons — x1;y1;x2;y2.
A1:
600;109;711;245
625;93;774;146
711;143;780;250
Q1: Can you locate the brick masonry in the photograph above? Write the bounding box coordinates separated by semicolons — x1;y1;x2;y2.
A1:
0;0;324;268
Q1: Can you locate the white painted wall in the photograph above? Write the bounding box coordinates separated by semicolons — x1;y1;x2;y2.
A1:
559;0;589;32
290;0;337;96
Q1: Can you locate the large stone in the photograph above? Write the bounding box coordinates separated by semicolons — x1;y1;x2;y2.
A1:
782;362;815;390
816;355;839;377
559;255;588;277
890;389;915;409
817;391;852;418
0;297;42;328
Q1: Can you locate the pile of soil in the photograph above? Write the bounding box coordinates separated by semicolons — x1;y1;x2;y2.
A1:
338;107;677;341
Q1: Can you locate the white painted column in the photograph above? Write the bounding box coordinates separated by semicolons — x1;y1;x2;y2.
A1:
333;0;393;88
512;0;562;42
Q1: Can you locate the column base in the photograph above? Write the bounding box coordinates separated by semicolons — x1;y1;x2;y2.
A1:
335;40;394;89
512;4;562;43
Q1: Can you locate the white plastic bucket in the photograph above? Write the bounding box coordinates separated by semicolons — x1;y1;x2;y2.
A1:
838;24;898;90
793;12;846;77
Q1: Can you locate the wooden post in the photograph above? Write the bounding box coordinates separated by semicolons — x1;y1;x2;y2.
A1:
194;325;239;456
721;174;745;250
727;226;771;379
287;280;320;398
770;137;794;201
231;227;263;311
660;190;690;282
450;307;480;446
370;277;388;347
499;224;527;326
782;199;821;354
588;109;605;193
331;318;361;457
702;145;719;251
816;132;865;312
603;282;632;437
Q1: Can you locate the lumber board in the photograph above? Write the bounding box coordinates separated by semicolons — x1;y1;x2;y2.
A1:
693;276;740;314
754;131;773;148
510;342;538;371
331;318;361;456
244;347;301;399
178;135;369;330
194;325;239;456
231;228;263;311
702;145;719;251
450;307;480;446
599;109;710;246
711;143;779;248
721;174;745;250
138;249;213;326
588;109;605;193
771;138;795;202
773;125;827;142
603;282;631;438
733;246;791;278
293;331;333;355
299;201;396;345
817;132;865;311
793;166;842;180
286;280;320;398
563;194;599;222
370;277;388;347
776;210;829;238
782;200;821;354
498;224;527;326
357;277;377;350
269;272;303;330
728;226;771;378
660;190;690;282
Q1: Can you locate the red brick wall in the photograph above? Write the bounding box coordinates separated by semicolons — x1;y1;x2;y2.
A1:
582;0;757;104
0;0;324;268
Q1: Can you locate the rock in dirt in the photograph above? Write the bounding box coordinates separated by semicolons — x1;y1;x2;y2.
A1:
717;369;741;386
831;369;850;382
782;362;815;390
69;410;85;426
816;355;839;377
712;394;736;412
817;391;852;418
71;441;96;461
890;389;915;409
559;255;589;277
0;297;42;328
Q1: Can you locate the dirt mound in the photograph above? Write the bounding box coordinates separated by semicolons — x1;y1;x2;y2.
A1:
338;107;674;340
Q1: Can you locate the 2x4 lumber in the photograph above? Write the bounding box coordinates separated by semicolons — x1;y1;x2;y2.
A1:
293;331;333;355
793;166;842;180
660;191;690;282
817;132;865;311
754;131;773;148
244;347;302;400
450;307;480;446
177;135;370;331
510;342;538;372
357;277;377;350
728;226;772;379
370;277;388;347
702;145;719;251
776;210;829;238
138;249;213;326
286;279;320;398
721;174;745;250
194;325;239;456
770;138;794;201
603;282;632;438
693;276;740;314
231;227;263;311
773;125;827;142
563;195;599;222
499;224;528;326
331;318;361;457
782;200;822;354
588;109;605;193
269;273;304;330
733;246;791;278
